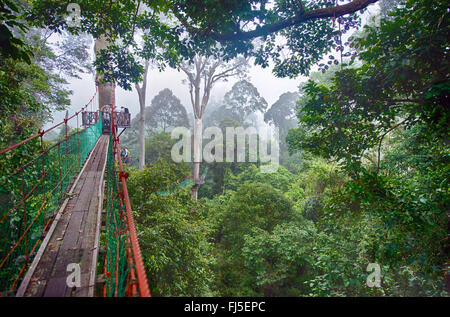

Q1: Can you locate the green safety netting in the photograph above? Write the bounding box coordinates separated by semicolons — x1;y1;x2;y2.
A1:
103;132;131;297
156;167;209;196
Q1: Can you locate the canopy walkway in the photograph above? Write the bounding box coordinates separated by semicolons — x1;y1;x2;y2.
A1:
0;92;150;297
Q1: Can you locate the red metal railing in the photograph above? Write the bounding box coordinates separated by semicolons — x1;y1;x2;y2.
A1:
0;92;98;156
102;105;150;297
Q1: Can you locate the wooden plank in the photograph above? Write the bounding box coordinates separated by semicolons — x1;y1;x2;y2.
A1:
16;154;91;297
54;136;108;296
59;211;86;251
43;277;67;297
78;208;98;274
88;136;109;297
31;194;80;297
69;273;90;297
22;240;59;297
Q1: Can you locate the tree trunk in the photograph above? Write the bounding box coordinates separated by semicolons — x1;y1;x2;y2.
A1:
137;91;146;170
191;117;203;200
94;35;113;110
135;61;150;171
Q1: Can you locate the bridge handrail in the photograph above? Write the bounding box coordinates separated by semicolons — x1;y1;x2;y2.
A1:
108;110;151;297
0;89;97;156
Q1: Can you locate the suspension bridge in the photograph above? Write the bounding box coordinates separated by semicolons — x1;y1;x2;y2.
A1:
0;90;150;297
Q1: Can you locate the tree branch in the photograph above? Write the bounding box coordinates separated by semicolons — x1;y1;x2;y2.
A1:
174;0;379;42
211;61;244;84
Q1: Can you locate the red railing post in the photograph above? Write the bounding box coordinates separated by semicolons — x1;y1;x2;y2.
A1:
22;172;27;264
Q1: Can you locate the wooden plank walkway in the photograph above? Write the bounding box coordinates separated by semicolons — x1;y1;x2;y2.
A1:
16;135;109;297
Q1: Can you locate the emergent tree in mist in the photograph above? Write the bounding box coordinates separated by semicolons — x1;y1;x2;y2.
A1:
180;55;247;200
147;88;190;133
206;80;268;127
264;92;300;138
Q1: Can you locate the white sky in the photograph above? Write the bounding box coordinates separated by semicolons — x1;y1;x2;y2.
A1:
46;60;304;129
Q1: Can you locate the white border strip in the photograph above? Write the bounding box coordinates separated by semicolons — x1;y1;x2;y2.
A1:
16;136;102;297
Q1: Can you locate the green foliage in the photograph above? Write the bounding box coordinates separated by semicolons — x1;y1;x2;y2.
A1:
288;70;398;174
305;215;383;296
146;88;190;133
127;160;213;296
354;0;449;137
221;183;293;249
280;152;447;296
283;0;449;296
286;160;342;221
144;132;177;165
288;0;449;175
241;221;316;296
0;50;47;121
209;183;317;296
224;164;295;193
306;169;448;296
0;0;33;63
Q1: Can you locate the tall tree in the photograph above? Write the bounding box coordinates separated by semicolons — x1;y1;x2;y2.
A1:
180;55;247;200
205;80;268;127
135;60;150;170
210;80;268;127
146;88;190;133
264;91;300;166
94;34;115;111
120;87;190;167
264;91;300;137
